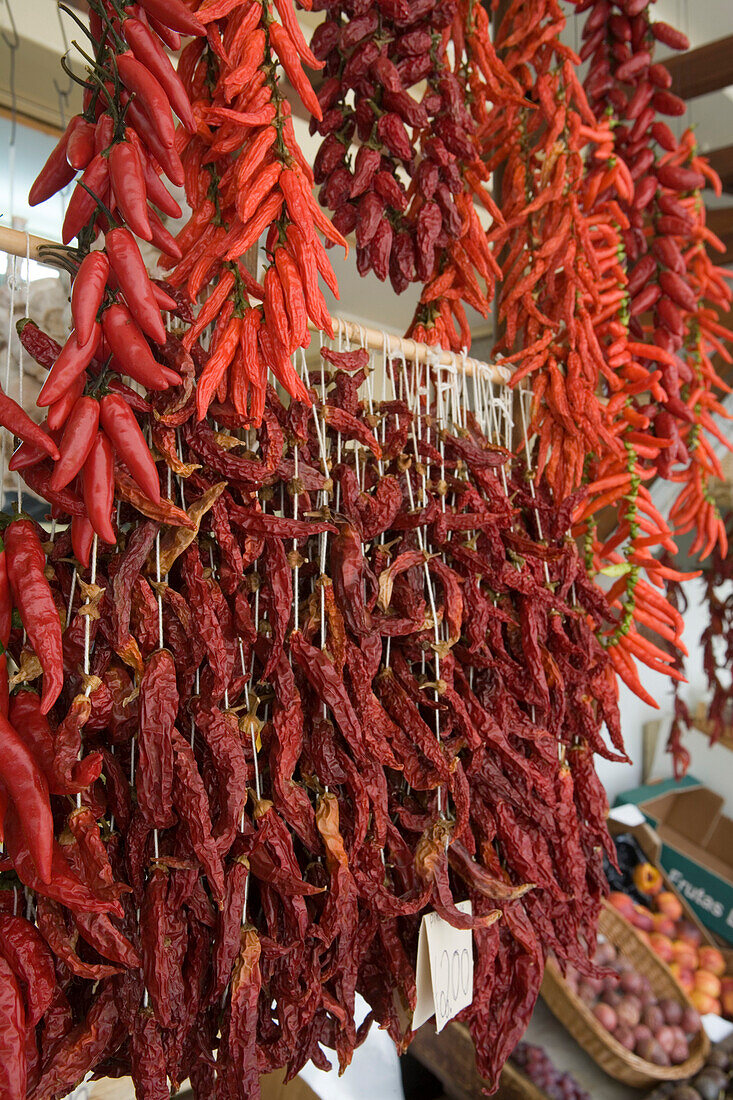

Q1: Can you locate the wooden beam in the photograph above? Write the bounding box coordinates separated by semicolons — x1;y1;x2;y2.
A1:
666;35;733;101
706;146;733;194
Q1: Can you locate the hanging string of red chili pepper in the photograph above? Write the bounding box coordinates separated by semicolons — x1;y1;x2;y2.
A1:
310;0;519;351
567;0;732;690
166;0;346;423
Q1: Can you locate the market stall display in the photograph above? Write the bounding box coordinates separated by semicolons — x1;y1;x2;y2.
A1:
644;1039;733;1100
0;0;730;1097
542;903;709;1087
511;1042;591;1100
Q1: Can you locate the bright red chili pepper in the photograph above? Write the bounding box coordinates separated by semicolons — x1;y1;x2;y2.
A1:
71;513;95;569
123;17;197;132
28;116;79;206
0;710;54;884
71;250;110;347
36;323;101;408
49;396;100;491
61;152;109;245
66;118;95;171
108;141;153;241
47;372;86;433
117;52;176;151
100;392;160;503
82;431;117;544
137;0;205;37
106;227;166;344
101;303;170;390
5;519;63;715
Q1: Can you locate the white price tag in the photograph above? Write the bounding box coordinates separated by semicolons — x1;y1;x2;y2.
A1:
608;803;646;827
413;902;473;1033
702;1013;733;1043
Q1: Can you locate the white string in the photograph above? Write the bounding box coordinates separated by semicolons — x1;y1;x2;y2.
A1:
15;233;29;512
1;253;17;497
82;536;98;693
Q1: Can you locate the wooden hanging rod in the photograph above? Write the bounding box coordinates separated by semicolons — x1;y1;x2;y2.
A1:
0;224;510;384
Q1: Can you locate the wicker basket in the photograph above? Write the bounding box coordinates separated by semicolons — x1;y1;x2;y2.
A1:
541;900;710;1088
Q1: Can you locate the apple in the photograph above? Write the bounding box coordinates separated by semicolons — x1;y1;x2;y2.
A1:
607;892;635;920
633;862;664;896
649;933;674;964
693;969;722;999
655;891;683;922
698;946;726;977
631;905;655;933
671;940;698;971
653;914;678;938
675;921;703;948
668;963;694;994
689;989;719;1015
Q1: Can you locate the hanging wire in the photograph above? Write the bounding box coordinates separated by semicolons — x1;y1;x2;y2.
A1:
1;253;17;505
53;2;75;129
15;231;29;513
1;0;20;225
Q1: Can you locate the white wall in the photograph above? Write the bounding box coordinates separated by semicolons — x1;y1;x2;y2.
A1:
598;572;733;812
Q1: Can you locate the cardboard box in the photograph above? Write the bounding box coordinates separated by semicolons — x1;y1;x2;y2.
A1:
614;777;733;944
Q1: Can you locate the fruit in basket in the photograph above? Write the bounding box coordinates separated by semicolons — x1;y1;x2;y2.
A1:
634;862;665;895
672;940;699;970
657;1025;677;1055
613;874;731;1016
689;990;720;1015
650;933;675;964
697;947;726;977
669;963;695;994
661;999;685;1026
657;892;685;921
608;891;636;919
693;970;722;999
614;1024;636;1051
655;914;680;938
633;904;657;932
637;1035;672;1066
669;1036;691;1065
619;969;644;996
593;1002;618;1031
617;996;642;1029
642;1004;665;1032
580;941;702;1064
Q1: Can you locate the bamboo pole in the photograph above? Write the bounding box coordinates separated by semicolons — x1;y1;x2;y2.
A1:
0;225;73;266
0;224;510;383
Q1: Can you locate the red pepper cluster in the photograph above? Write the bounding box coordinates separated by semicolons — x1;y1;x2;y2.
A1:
310;0;514;349
466;0;731;707
573;0;732;690
0;333;625;1094
166;0;345;423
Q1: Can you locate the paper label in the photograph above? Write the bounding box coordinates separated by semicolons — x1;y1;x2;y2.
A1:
608;803;647;827
413;902;473;1033
702;1013;733;1043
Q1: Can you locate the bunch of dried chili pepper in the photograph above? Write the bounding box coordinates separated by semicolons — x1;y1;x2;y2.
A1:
163;0;345;424
0;326;628;1093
